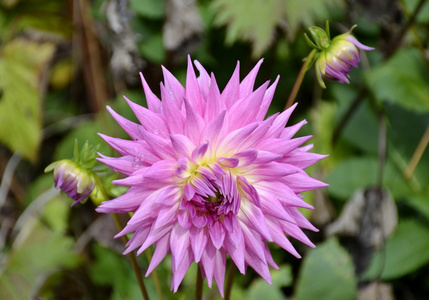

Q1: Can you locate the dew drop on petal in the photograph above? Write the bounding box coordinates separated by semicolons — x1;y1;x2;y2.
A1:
153;129;159;135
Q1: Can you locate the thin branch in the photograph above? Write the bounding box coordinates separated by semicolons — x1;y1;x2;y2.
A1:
196;264;203;300
0;153;21;208
404;123;429;179
284;49;317;110
385;0;427;58
332;88;367;146
224;263;236;300
112;214;149;300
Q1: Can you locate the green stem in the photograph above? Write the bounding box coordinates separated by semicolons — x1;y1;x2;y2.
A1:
284;49;317;110
196;264;203;300
224;263;236;300
404;123;429;179
112;214;150;300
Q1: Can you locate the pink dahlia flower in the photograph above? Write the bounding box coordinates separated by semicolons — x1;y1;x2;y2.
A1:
97;57;327;296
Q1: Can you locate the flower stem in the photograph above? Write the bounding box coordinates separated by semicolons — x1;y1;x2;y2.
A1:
404;123;429;179
196;264;203;300
112;214;150;300
284;49;317;110
224;263;236;300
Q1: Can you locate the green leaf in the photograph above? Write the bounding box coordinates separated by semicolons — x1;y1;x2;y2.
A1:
247;265;293;300
327;157;413;200
285;0;343;39
407;195;429;220
403;0;429;23
90;244;156;300
294;238;357;300
0;39;55;161
364;48;429;113
0;204;79;299
332;84;379;155
137;32;166;64
130;0;165;19
363;219;429;280
211;0;284;57
384;103;429;194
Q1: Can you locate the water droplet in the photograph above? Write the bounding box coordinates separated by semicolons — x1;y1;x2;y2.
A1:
139;154;145;162
134;156;140;162
153;129;159;135
132;163;139;171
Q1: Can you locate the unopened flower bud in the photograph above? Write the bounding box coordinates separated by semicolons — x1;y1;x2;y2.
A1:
45;159;95;206
306;23;374;88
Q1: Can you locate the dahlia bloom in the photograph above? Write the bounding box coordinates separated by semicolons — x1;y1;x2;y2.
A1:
306;24;374;88
45;159;95;206
97;57;327;296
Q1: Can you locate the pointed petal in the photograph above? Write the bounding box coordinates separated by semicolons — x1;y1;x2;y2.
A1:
266;217;301;258
190;226;209;262
214;249;227;297
171;248;194;292
209;221;226;249
240;59;263;98
140;72;162;113
256;75;279;121
221;62;240;109
162;65;185;108
170;134;195;159
194;59;211;99
170;223;191;271
124;96;169;137
184;98;206;145
228;81;269;131
204;73;225;122
106;106;142;140
146;233;171;276
185;56;205;115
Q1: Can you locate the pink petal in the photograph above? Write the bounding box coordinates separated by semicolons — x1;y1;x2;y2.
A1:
221;62;240;109
266;216;301;258
244;249;272;284
124;96;169;138
239;203;272;242
184;98;206;145
204;73;225;122
214;248;227;297
190;226;209;262
201;242;216;288
228;81;269;131
192;141;209;163
170;134;195;159
239;59;263;98
140;72;162;113
232;149;258;167
256;75;280;121
201;110;226;146
170;223;191;271
185;56;205;115
171;248;194;292
106;106;142;140
162;65;185;108
146;233;171;276
209;221;226;249
194;59;211;99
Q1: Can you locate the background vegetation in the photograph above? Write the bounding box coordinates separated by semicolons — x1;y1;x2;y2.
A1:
0;0;429;299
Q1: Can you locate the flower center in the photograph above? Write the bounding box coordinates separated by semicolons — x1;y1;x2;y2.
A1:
178;161;241;229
